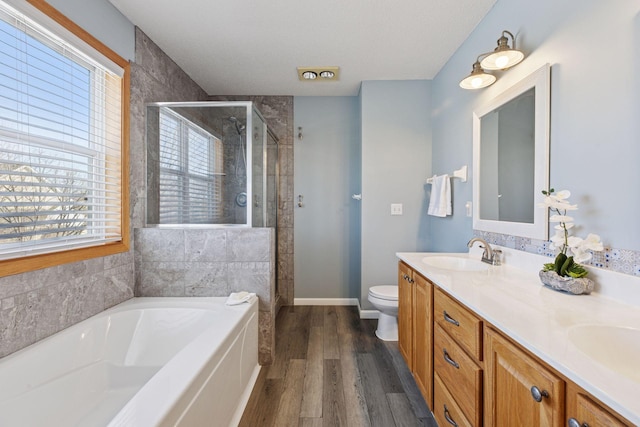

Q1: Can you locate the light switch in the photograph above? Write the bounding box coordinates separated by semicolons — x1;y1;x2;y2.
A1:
465;201;472;217
391;203;403;215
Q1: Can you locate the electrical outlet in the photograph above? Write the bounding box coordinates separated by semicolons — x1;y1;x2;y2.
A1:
391;203;403;215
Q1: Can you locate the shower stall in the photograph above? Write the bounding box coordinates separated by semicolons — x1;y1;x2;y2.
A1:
145;101;279;228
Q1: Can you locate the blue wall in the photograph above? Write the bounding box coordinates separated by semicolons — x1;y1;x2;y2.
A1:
430;0;640;252
293;97;361;299
360;80;432;308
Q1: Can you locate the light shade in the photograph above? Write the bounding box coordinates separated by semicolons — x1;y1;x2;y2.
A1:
480;31;524;70
459;61;496;89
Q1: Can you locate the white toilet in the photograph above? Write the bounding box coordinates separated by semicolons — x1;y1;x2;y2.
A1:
368;285;399;341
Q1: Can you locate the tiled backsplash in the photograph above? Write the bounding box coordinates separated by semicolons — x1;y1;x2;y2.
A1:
474;230;640;277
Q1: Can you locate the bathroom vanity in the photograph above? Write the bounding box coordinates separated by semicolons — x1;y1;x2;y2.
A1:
397;248;638;427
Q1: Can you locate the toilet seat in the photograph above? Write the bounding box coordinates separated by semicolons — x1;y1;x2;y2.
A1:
368;285;398;301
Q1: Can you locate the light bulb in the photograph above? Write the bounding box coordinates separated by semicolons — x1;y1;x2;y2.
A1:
495;55;509;69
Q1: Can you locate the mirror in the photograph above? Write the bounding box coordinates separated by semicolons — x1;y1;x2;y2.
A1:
472;64;550;240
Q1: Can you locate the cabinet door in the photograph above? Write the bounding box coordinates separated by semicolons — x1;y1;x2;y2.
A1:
485;328;565;427
566;382;630;427
398;261;414;369
413;272;433;408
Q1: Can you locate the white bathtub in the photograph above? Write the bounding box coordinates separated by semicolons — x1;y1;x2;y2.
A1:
0;297;259;427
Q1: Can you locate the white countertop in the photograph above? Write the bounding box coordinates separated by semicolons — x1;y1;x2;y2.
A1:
397;247;640;424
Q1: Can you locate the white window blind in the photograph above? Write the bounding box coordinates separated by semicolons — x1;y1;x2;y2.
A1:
159;108;223;224
0;0;123;260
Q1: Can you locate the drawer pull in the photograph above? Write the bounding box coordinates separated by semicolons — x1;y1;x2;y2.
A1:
443;404;458;427
530;386;549;402
567;419;588;427
443;310;460;326
443;348;460;369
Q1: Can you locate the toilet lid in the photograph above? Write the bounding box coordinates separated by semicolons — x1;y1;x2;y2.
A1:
369;285;398;301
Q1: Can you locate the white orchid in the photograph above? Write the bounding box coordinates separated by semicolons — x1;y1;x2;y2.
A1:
540;188;604;278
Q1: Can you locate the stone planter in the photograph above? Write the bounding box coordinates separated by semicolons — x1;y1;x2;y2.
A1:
539;270;595;295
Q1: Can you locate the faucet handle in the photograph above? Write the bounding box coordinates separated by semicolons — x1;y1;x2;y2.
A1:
492;249;502;266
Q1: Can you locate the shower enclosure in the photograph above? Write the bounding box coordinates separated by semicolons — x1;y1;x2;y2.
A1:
145;101;278;227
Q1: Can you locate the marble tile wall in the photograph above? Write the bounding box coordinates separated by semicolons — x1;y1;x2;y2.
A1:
0;252;134;358
129;28;210;230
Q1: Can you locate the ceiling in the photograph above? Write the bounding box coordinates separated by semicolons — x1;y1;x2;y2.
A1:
109;0;496;96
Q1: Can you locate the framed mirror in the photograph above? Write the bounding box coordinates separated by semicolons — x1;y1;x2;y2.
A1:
472;64;550;240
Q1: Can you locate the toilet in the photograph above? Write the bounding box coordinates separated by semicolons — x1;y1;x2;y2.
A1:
367;285;399;341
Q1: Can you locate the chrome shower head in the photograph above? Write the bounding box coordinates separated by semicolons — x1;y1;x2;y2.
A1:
228;116;246;134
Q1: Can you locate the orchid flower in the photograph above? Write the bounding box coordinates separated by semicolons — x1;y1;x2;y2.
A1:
540;188;604;277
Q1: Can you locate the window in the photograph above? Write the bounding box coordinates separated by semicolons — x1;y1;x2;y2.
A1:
0;0;129;274
158;108;223;224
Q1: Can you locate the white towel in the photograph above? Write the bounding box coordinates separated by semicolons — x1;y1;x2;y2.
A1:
427;174;452;217
225;291;257;306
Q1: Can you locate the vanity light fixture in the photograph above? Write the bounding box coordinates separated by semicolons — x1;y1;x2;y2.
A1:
459;60;496;89
297;66;340;81
460;30;524;90
480;30;524;70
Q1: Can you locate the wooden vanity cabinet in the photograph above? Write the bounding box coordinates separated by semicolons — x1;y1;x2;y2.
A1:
485;327;565;427
397;259;635;427
397;261;433;407
398;261;414;370
566;382;631;427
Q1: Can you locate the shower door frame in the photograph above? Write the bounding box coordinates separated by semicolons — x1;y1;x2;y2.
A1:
146;101;277;228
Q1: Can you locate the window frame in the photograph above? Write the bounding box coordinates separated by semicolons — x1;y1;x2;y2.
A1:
0;0;130;277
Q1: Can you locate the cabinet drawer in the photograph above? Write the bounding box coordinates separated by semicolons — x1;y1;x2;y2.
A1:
434;373;473;427
434;287;483;360
434;323;482;426
567;382;631;427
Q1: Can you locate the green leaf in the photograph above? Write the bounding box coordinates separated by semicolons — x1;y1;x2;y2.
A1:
560;256;574;276
567;263;588;278
542;263;556;272
554;253;568;275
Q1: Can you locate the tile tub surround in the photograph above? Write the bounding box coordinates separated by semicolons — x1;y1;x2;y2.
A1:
397;248;640;424
0;253;134;358
134;227;276;364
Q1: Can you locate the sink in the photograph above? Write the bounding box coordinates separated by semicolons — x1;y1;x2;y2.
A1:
569;325;640;382
421;256;489;272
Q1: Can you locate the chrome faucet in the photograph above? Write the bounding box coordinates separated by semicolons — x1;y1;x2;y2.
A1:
467;237;501;266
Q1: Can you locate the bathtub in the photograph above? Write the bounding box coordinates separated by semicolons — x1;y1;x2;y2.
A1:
0;297;259;427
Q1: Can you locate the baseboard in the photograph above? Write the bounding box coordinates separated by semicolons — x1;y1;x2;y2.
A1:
358;308;380;319
294;298;359;306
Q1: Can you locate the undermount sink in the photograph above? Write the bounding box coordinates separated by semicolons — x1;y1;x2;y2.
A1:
569;325;640;382
421;256;489;272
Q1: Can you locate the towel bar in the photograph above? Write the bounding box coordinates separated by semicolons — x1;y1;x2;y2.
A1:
426;165;467;184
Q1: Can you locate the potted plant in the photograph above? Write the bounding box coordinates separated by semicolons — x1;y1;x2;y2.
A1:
538;189;604;294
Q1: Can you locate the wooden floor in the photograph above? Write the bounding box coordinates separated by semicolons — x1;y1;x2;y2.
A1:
239;306;438;427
